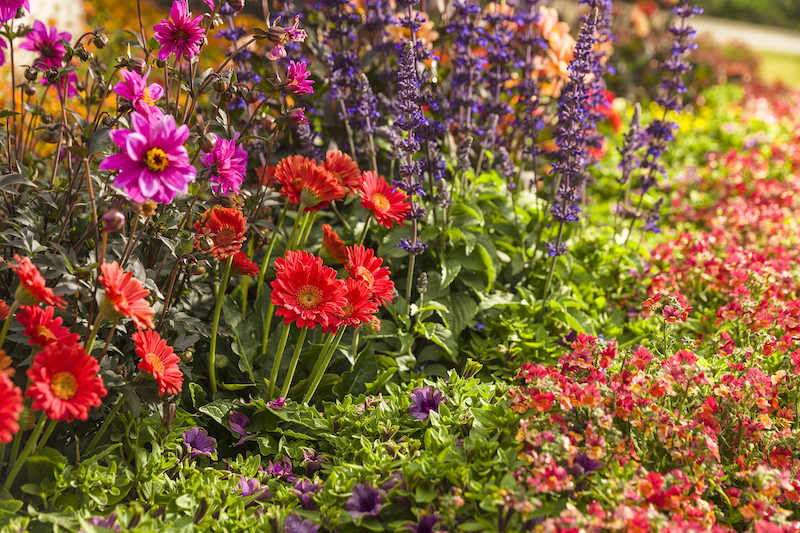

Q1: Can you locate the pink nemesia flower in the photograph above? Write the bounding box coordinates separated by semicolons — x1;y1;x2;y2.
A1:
285;60;314;95
0;0;29;23
153;1;206;61
200;134;248;195
267;15;307;60
99;112;196;204
113;67;164;120
19;21;70;69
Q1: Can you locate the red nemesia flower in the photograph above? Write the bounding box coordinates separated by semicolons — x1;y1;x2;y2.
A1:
133;329;183;396
358;171;410;228
324;150;361;194
0;372;22;444
16;306;81;348
273;155;345;211
98;262;156;329
321;224;348;264
322;278;378;333
193;206;248;260
231;251;259;278
345;245;395;306
270;251;347;329
10;255;66;309
26;343;107;422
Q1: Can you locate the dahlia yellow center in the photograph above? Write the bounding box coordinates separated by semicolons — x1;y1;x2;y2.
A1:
296;285;323;309
144;148;169;172
35;325;56;341
143;87;155;106
50;371;78;400
146;353;165;374
370;193;391;212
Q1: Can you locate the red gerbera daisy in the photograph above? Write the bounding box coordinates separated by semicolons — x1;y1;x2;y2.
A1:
345;245;395;306
0;372;23;444
16;306;81;348
0;300;9;321
320;224;348;264
358;171;411;228
0;350;14;377
273;155;345;211
273;249;318;275
323;279;378;333
26;343;107;422
10;255;66;309
133;329;183;396
98;262;156;330
270;251;347;329
324;150;361;194
193;206;248;260
231;251;260;278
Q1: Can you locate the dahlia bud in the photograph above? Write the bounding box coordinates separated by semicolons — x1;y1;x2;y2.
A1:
128;57;147;76
244;89;259;104
227;0;246;11
199;237;214;252
190;264;206;276
93;33;110;49
221;91;234;103
24;67;38;81
266;26;287;45
23;83;36;96
213;79;228;93
286;107;308;125
199;133;218;153
41;128;59;144
75;44;91;61
44;68;59;84
261;115;276;132
155;59;166;69
102;209;126;232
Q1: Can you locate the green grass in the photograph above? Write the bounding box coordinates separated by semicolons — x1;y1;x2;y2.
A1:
758;51;800;89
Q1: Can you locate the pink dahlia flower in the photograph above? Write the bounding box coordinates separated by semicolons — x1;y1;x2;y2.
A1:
267;16;307;61
0;0;29;23
285;60;314;95
19;21;70;69
113;67;164;120
100;112;196;204
153;1;206;62
200;134;248;196
0;38;6;68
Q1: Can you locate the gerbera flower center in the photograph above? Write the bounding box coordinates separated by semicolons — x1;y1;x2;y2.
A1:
50;371;78;400
296;285;323;309
370;193;391;212
355;266;375;288
35;325;56;341
300;187;322;208
145;148;169;172
146;353;165;374
340;303;354;318
214;227;236;247
143;87;155;106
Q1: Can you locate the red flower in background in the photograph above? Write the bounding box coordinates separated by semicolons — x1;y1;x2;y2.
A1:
16;306;80;348
323;279;378;333
10;255;66;309
324;150;361;194
321;224;348;264
194;206;248;260
358;171;410;228
0;300;9;321
133;329;183;396
231;251;260;278
273;155;344;210
26;343;107;422
345;245;395;306
98;262;156;329
0;372;22;444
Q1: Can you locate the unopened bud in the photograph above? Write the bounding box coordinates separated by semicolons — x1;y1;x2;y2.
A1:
75;44;91;61
93;33;109;49
199;237;214;252
190;264;206;276
128;57;147;76
44;68;59;83
228;0;246;11
41;128;59;144
261;115;276;132
221;91;234;103
161;402;176;427
244;89;259;104
462;358;482;379
213;79;228;93
155;59;166;69
102;209;125;232
193;498;210;525
266;26;287;45
23;83;36;96
199;133;217;153
76;80;86;92
24;67;38;81
181;348;195;363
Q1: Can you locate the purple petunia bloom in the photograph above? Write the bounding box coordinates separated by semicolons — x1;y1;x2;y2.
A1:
283;513;320;533
265;456;297;482
18;21;70;69
294;478;322;510
406;514;441;533
81;513;121;533
301;448;326;476
267;397;286;410
182;427;217;458
0;0;28;22
113;68;164;121
153;1;206;61
100;112;196;204
408;387;445;421
201;135;247;196
238;477;272;507
284;61;314;95
343;482;385;520
229;410;256;446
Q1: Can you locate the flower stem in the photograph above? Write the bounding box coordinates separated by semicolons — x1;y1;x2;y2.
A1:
256;199;290;299
84;313;105;355
357;216;372;246
4;416;51;491
260;302;276;359
0;301;20;350
284;205;306;254
297;212;318;250
242;241;255;319
209;255;234;393
303;328;346;404
84;397;123;456
280;327;308;398
267;322;292;399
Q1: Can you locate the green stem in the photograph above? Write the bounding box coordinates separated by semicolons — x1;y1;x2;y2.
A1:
307;333;335;384
284;205;306;253
256;199;290;299
280;327;308;398
242;240;255;319
83;313;105;355
297;212;318;250
0;301;20;350
303;328;346;404
266;322;292;399
4;416;50;491
260;302;276;358
351;328;360;359
357;216;372;246
84;397;123;456
209;255;234;393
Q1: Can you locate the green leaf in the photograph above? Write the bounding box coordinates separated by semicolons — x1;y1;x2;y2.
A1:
441;255;462;288
442;292;478;336
0;173;34;195
198;399;235;424
474;244;496;291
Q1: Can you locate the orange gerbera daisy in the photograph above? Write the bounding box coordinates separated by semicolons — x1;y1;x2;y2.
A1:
320;224;348;264
273;155;345;211
98;262;156;329
322;278;378;334
0;300;9;320
323;150;361;194
345;245;395;306
193;206;248;260
270;251;347;329
0;350;14;377
133;329;183;396
231;251;260;277
26;343;107;422
10;255;66;309
16;306;81;348
358;171;411;228
0;372;23;444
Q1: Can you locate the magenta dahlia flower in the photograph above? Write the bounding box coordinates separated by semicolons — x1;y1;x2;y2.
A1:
19;21;70;69
113;67;164;120
200;134;248;196
0;39;6;67
153;1;205;62
0;0;29;23
285;61;314;95
100;112;196;204
267;16;307;61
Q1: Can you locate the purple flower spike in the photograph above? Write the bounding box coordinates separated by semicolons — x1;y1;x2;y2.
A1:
100;112;196;204
293;477;322;510
408;387;445;421
283;513;320;533
343;482;385;520
113;68;164;121
182;427;217;458
406;514;441;533
153;1;206;61
265;456;298;482
201;135;247;196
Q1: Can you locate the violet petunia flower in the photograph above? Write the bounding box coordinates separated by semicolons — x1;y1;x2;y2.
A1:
81;513;121;533
18;21;70;69
113;67;164;121
284;61;314;95
408;387;445;421
153;1;206;61
293;478;322;510
343;482;385;520
301;448;326;476
267;15;307;61
406;514;441;533
229;410;256;446
182;427;217;458
283;513;320;533
238;477;272;507
0;0;28;22
265;456;297;482
200;135;247;195
100;112;196;204
266;397;286;410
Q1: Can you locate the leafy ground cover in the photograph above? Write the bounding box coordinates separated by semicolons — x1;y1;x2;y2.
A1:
0;0;799;531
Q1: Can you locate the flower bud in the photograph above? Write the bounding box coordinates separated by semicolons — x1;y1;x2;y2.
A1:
213;79;228;93
75;44;91;61
161;402;176;427
24;67;38;81
155;59;166;69
287;107;308;125
199;133;217;153
128;57;147;76
244;89;259;104
228;0;246;11
261;115;276;132
181;348;195;363
41;128;59;144
14;7;25;18
221;91;234;103
266;26;287;45
360;316;381;335
93;33;109;49
199;237;214;252
462;358;483;379
76;80;86;92
189;264;206;276
44;68;59;83
23;83;36;96
102;209;126;232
